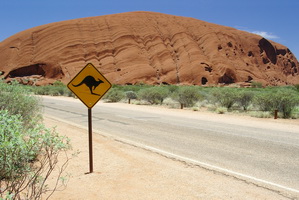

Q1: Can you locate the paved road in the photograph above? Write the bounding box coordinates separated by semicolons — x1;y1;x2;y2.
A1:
42;96;299;195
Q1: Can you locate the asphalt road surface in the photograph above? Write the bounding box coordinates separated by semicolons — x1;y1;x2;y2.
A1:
42;96;299;196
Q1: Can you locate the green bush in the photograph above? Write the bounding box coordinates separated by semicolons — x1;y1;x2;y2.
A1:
249;111;272;118
254;89;299;118
32;84;73;97
138;86;169;105
253;91;274;111
0;80;72;199
104;88;125;102
0;110;71;200
125;91;138;100
210;88;238;109
125;91;137;104
21;80;75;97
274;89;299;118
112;84;152;93
33;85;51;95
168;85;179;93
251;81;263;88
52;80;65;87
236;90;255;111
216;106;227;114
0;80;42;126
172;86;201;107
292;106;299;119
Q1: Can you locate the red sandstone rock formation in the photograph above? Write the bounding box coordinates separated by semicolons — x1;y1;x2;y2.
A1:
0;11;298;86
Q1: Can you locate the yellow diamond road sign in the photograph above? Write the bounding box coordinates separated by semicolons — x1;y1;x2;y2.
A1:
67;63;112;108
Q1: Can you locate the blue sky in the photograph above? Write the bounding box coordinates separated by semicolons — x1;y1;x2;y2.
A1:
1;0;298;58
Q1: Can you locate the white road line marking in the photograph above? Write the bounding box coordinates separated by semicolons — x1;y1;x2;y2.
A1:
45;114;299;195
140;145;299;194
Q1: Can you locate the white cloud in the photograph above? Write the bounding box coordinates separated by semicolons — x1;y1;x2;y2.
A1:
251;31;279;39
235;26;279;40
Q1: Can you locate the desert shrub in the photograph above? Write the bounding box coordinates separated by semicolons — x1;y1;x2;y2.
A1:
253;91;274;111
236;90;255;111
0;80;41;126
48;87;63;96
112;84;152;93
0;110;71;200
167;85;179;93
64;89;76;97
210;88;238;109
32;84;72;97
251;81;263;88
292;106;299;119
32;85;51;95
162;97;180;108
192;107;199;111
125;91;137;99
254;89;299;118
24;80;75;97
104;88;125;102
216;106;227;114
274;89;299;118
52;80;64;86
249;111;272;118
0;80;71;199
172;86;201;108
138;86;169;104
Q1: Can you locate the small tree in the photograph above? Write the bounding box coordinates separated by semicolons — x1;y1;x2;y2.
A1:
236;90;255;111
125;91;137;104
210;88;238;109
172;86;201;108
104;88;125;102
138;86;169;105
253;91;274;112
274;89;299;118
254;89;299;118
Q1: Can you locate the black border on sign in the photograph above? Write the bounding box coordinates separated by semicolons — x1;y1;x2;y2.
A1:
67;63;112;109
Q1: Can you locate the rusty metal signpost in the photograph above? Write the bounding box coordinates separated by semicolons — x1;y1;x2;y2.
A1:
67;63;112;173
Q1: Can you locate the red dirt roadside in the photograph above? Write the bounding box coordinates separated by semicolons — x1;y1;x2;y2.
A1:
43;114;293;200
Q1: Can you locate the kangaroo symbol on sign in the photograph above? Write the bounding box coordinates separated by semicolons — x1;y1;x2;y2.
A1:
72;75;104;96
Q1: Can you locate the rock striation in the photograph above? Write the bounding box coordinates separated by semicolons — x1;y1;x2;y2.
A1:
0;11;298;86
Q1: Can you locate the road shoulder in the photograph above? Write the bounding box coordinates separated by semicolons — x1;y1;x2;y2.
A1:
44;116;293;200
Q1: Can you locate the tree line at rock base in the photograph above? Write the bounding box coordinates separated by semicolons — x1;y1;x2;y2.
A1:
19;81;299;119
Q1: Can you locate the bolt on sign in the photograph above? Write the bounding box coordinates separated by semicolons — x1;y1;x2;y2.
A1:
67;63;112;108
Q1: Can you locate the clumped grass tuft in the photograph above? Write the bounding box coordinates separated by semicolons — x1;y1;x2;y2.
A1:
192;107;199;111
249;111;272;118
216;106;227;114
